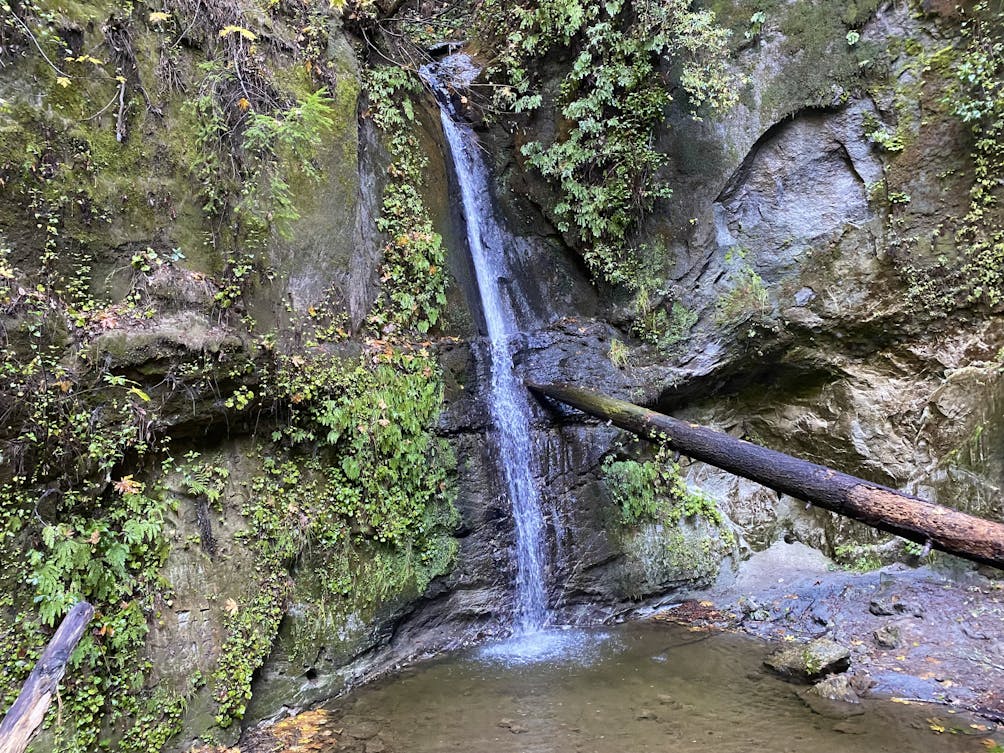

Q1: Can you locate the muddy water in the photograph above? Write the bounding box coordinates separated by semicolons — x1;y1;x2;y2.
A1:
327;623;999;753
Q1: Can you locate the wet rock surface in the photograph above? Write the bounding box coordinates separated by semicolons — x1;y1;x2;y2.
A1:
677;543;1004;721
764;637;851;682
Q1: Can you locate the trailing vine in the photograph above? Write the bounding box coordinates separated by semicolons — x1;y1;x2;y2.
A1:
477;0;738;286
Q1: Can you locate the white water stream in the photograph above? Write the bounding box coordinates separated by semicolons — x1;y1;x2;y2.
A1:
421;55;549;633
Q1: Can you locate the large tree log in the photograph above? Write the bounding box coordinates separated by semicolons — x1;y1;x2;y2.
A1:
526;381;1004;570
0;602;94;753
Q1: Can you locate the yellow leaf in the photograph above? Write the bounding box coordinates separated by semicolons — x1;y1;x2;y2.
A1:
129;386;151;402
219;25;257;41
56;77;71;88
237;96;251;112
149;11;171;23
224;598;239;615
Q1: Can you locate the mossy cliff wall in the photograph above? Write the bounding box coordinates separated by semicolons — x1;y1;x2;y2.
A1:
0;2;466;750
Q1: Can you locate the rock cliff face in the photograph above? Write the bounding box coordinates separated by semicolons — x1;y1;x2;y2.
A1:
493;0;1003;583
0;0;1000;749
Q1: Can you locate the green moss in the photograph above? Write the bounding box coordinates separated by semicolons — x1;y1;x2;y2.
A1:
0;4;459;749
602;448;732;540
762;0;885;116
204;345;458;728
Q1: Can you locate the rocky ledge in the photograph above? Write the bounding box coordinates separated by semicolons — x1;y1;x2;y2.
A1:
660;542;1004;721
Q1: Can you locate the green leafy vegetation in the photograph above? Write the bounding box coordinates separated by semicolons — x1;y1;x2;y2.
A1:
868;2;1004;312
602;446;728;533
716;265;769;324
833;544;884;572
950;1;1004;306
364;66;449;335
477;0;738;286
185;64;336;308
208;346;457;726
0;2;459;749
0;245;183;750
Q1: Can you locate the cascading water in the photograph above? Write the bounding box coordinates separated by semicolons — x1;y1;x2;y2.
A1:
421;54;549;634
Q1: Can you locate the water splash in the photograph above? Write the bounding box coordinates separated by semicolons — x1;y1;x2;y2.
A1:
421;54;549;633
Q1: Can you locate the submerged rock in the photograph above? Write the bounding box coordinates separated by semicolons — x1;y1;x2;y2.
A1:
808;672;876;705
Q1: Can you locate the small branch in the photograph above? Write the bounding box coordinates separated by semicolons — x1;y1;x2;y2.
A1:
8;13;68;79
115;79;127;142
83;90;120;122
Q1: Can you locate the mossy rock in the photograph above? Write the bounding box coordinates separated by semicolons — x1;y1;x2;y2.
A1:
764;637;851;682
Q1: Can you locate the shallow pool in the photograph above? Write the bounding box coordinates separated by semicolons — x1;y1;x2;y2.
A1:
323;623;999;753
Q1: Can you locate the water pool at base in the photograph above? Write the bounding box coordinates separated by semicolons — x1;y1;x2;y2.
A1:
322;623;999;753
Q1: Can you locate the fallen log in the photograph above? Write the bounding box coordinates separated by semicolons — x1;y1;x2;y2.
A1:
526;381;1004;570
0;601;94;753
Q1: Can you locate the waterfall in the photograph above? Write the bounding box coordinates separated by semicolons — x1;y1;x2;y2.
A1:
421;55;549;633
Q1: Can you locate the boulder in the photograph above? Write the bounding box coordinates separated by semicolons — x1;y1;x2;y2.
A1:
764;637;851;682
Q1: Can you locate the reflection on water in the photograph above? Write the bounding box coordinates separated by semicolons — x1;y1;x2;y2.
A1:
324;623;1000;753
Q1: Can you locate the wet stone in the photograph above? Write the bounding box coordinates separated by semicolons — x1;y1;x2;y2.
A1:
869;597;924;618
764;638;852;682
811;604;834;626
963;625;990;641
808;674;868;705
874;624;901;649
498;718;527;733
869;599;896;616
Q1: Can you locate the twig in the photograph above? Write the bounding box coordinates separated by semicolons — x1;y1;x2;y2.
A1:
83;90;120;122
170;0;203;49
136;82;164;116
8;12;68;78
360;26;418;73
115;78;127;142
